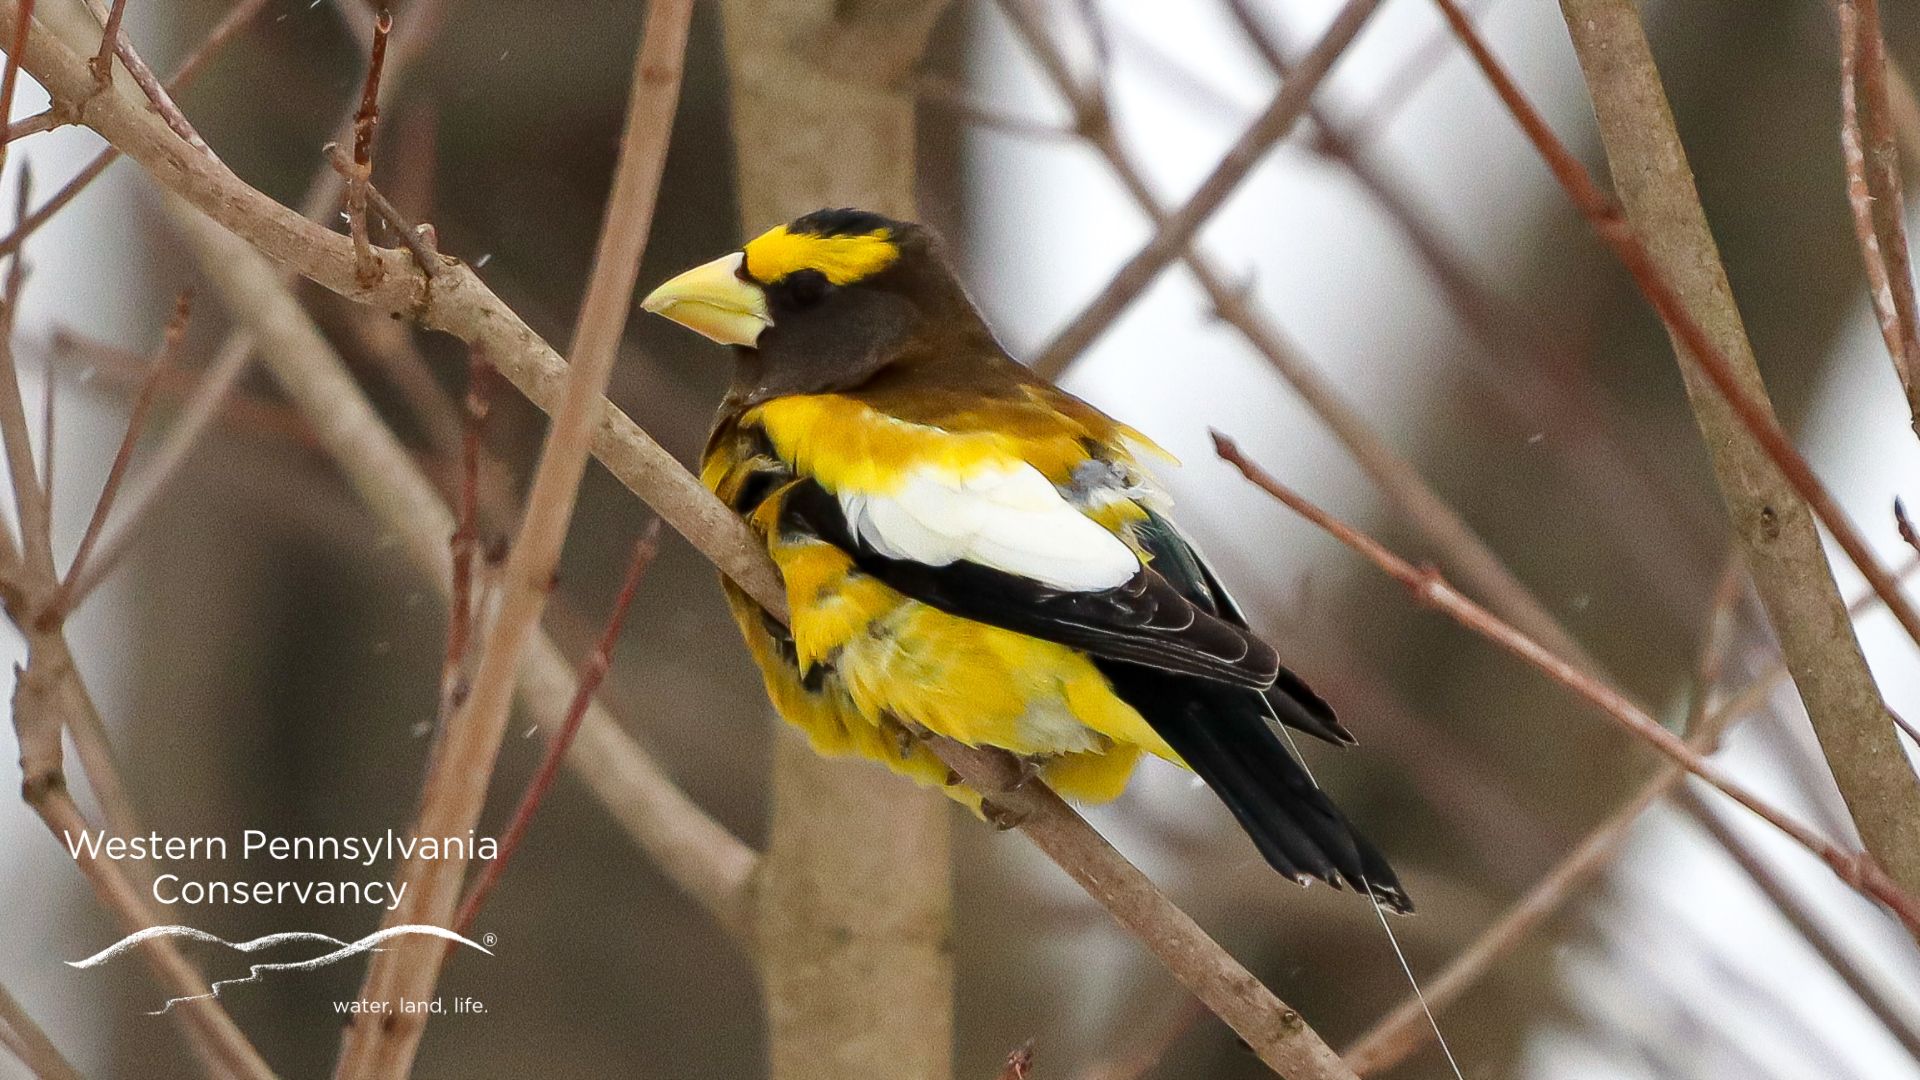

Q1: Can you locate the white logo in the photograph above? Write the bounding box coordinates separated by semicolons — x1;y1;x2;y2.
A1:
69;924;494;1015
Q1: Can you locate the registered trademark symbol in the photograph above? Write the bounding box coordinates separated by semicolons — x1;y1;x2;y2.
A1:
482;933;497;948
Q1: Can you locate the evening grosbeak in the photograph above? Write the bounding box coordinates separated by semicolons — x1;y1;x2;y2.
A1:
642;209;1409;911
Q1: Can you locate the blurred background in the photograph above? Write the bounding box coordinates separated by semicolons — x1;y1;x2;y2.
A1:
4;0;1920;1077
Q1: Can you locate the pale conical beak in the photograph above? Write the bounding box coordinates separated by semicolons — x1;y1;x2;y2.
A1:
641;251;772;347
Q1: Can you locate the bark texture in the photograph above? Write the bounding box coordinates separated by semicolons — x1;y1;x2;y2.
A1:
718;3;957;1078
1558;0;1920;891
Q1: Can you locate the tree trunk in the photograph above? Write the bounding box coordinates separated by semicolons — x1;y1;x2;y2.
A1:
718;3;957;1078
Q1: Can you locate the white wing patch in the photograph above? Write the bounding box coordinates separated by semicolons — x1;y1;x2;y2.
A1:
841;461;1141;593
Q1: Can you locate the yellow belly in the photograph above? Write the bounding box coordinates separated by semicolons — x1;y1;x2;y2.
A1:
729;534;1181;807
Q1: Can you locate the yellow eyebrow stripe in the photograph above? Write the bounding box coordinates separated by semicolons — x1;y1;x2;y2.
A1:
743;225;900;286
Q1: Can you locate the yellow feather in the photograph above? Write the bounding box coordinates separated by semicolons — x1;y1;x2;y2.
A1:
743;224;900;286
703;393;1189;816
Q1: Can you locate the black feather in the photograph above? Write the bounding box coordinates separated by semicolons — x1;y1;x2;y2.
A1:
779;480;1282;688
1131;510;1354;745
1100;659;1412;912
787;208;907;239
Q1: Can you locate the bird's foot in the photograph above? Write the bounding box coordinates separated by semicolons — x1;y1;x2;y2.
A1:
979;798;1029;831
978;755;1043;830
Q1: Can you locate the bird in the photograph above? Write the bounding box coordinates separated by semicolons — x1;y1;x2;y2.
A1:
641;208;1410;912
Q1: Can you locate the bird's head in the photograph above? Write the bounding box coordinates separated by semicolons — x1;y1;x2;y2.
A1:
642;208;984;398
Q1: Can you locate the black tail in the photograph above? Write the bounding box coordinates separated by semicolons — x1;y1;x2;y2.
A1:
1101;660;1412;913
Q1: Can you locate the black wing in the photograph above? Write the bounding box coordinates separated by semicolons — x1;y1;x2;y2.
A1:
1130;511;1353;745
778;480;1282;689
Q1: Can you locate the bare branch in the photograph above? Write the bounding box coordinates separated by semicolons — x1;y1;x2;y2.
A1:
439;348;487;719
1839;0;1914;407
336;5;693;1071
324;142;446;277
78;0;217;160
1843;0;1920;432
1453;0;1920;906
1030;0;1384;376
88;0;126;86
0;0;35;186
934;734;1362;1080
4;109;64;144
165;194;759;948
57;330;254;610
41;292;189;624
0;184;53;582
0;0;270;261
0;982;81;1080
344;7;390;286
1215;432;1920;932
453;520;662;935
1000;0;1607;675
1680;786;1920;1064
17;8;1387;1072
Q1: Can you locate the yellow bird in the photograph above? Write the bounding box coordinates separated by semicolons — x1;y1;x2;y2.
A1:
643;209;1408;911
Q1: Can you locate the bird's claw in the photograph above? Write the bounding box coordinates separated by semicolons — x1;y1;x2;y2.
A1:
979;798;1029;831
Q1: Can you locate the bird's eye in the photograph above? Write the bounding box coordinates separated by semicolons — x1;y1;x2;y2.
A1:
783;269;832;309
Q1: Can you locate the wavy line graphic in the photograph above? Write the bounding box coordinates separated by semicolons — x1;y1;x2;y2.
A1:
69;925;493;1015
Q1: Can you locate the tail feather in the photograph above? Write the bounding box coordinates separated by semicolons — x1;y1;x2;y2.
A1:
1101;660;1412;913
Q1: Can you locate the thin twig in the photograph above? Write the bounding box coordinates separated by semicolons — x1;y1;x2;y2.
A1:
346;7;390;286
0;0;271;262
1846;0;1920;430
0;982;82;1080
16;20;1369;1076
325;142;445;277
440;348;488;720
40;292;189;624
1214;433;1920;932
1839;0;1912;402
1030;0;1386;377
336;5;693;1074
1463;0;1920;898
917;74;1075;141
1680;787;1920;1065
933;733;1361;1080
0;175;53;584
451;520;662;936
89;0;127;86
4;110;64;144
78;0;217;161
57;330;257;610
165;194;758;946
0;0;35;188
999;0;1606;675
36;353;50;507
1348;0;1498;140
1347;552;1920;1072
